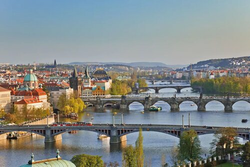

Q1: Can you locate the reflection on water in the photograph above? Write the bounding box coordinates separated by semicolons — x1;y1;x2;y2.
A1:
1;87;250;166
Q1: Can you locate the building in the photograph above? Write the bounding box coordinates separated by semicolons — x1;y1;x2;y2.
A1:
14;98;44;111
92;68;110;80
69;67;82;97
81;67;112;97
50;87;73;109
23;69;38;90
20;150;76;167
0;86;11;112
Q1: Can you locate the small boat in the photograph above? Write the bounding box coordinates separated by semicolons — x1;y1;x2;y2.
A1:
190;104;195;106
242;119;248;123
149;105;162;111
141;111;144;114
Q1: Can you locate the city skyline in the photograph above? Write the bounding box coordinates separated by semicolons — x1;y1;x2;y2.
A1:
1;0;250;64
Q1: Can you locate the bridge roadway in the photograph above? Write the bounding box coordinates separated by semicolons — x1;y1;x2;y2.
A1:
1;124;250;144
82;95;250;112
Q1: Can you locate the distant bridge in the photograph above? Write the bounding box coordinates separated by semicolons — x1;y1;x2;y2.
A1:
1;124;250;144
82;95;250;112
132;85;192;94
148;79;190;85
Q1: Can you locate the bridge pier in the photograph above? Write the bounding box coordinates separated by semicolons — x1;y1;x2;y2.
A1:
44;128;62;143
120;104;128;109
176;87;181;93
225;104;233;112
197;102;206;111
155;88;159;94
170;103;179;111
110;128;127;144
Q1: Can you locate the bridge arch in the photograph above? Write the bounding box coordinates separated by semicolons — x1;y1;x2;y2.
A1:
85;102;95;107
0;129;46;137
179;100;198;111
118;129;181;139
152;101;171;111
158;88;177;93
128;101;144;110
205;100;225;111
103;101;117;108
232;100;250;111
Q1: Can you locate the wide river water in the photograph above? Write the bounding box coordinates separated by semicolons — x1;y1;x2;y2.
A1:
1;82;250;166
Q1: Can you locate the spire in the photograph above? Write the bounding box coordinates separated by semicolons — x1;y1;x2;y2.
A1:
84;66;90;79
72;67;78;78
54;59;57;67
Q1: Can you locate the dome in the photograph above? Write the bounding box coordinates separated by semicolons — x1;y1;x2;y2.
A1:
93;69;107;75
24;69;38;82
20;159;76;167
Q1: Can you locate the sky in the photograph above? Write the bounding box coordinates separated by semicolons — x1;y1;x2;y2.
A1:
1;0;250;65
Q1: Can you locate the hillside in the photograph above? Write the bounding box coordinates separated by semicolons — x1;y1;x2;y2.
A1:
187;56;250;69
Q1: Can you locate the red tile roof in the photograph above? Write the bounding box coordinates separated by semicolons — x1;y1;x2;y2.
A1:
0;86;11;92
15;98;42;104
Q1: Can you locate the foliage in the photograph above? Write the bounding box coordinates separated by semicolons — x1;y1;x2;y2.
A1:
191;77;250;95
135;128;144;167
169;145;179;167
122;145;137;167
137;78;148;88
71;154;104;167
178;129;201;163
0;108;5;118
241;141;250;166
110;79;132;95
104;161;119;167
210;127;238;156
4;106;50;124
57;93;86;115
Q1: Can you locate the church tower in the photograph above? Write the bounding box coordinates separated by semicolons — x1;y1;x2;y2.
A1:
69;67;81;96
83;66;91;87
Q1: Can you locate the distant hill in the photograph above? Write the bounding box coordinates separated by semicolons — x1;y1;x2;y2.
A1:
69;62;173;67
187;56;250;69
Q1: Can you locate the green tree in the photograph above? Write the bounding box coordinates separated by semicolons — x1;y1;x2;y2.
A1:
71;154;104;167
242;141;250;166
137;79;148;88
135;128;144;167
178;129;201;163
57;93;86;115
57;93;67;111
122;145;137;167
210;127;238;156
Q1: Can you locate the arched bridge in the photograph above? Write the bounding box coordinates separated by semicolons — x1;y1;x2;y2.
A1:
82;95;250;112
1;124;250;144
132;85;192;94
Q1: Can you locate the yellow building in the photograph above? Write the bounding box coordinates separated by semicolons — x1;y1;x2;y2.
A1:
0;86;11;112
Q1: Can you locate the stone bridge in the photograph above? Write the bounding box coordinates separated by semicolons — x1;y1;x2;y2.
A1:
132;85;192;94
1;124;250;144
83;95;250;112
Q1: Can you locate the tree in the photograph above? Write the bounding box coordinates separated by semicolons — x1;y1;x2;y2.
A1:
210;127;238;156
71;154;104;167
122;145;137;167
57;93;67;111
135;128;144;167
242;141;250;166
57;93;86;115
170;145;179;167
178;129;201;163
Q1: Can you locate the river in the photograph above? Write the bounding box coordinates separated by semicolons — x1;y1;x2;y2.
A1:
1;83;250;166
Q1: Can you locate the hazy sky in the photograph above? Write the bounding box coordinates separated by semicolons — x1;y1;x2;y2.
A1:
1;0;250;65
